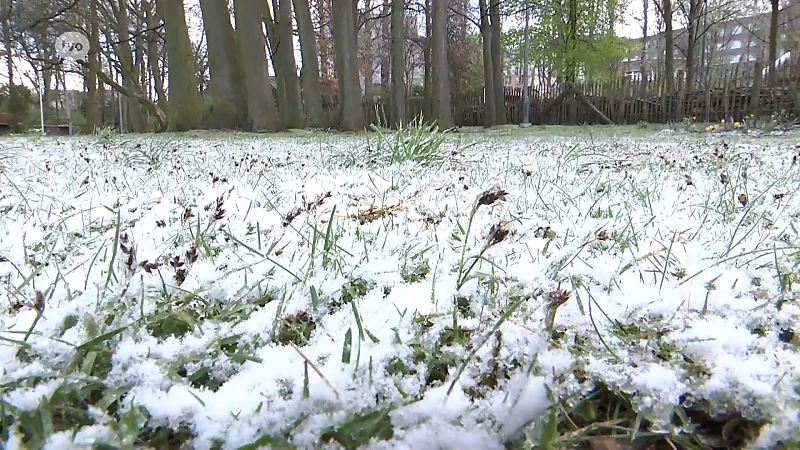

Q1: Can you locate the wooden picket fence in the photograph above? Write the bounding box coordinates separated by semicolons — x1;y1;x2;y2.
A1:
324;62;800;127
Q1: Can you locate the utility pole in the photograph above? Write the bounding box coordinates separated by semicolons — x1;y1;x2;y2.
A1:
520;2;532;127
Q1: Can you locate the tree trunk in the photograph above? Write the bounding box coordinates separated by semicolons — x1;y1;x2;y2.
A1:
431;0;452;127
275;0;306;128
478;0;495;127
332;0;365;130
199;0;247;129
158;0;203;131
380;0;391;90
423;0;432;121
85;0;100;132
233;0;283;132
684;0;699;93
489;0;505;124
663;0;674;88
261;4;287;113
362;0;376;102
2;0;12;86
767;0;779;85
390;0;406;127
293;0;325;127
318;0;331;79
144;0;167;114
662;0;674;120
112;0;147;131
77;59;167;129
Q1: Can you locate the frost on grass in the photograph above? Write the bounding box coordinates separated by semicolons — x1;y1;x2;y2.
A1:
1;131;800;449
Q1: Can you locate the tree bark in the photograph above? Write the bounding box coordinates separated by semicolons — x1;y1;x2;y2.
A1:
144;0;167;114
158;0;203;131
662;0;674;120
76;59;167;130
489;0;505;124
684;0;699;93
275;0;306;128
233;0;283;131
293;0;325;127
390;0;405;127
84;0;100;132
478;0;495;127
112;0;147;131
332;0;365;130
2;0;12;86
199;0;247;129
318;0;331;79
380;0;391;90
767;0;779;85
423;0;432;121
431;0;453;127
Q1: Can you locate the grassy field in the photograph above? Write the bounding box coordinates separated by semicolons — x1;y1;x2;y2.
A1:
1;125;799;449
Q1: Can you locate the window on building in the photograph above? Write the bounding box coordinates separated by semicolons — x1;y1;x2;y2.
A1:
747;53;756;62
730;40;741;49
730;54;741;63
748;40;757;47
732;25;743;35
716;42;726;50
624;71;642;82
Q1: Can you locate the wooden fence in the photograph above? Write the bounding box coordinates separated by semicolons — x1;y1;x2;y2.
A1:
330;63;800;127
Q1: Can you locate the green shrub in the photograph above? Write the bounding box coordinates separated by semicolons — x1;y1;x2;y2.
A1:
0;83;35;132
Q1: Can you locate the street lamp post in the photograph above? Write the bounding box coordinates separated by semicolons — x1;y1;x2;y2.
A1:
520;3;532;127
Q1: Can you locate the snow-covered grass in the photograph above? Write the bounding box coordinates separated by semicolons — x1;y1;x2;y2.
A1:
1;127;800;449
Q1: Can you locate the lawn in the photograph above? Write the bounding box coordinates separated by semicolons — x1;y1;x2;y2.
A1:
1;126;799;449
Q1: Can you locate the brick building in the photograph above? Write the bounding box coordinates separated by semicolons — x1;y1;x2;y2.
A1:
618;0;800;82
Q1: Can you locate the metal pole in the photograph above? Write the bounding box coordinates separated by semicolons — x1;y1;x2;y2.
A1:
39;66;45;134
520;3;532;127
64;65;73;135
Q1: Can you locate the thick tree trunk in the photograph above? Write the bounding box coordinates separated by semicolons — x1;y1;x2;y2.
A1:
233;0;283;132
478;0;495;127
261;5;287;114
275;0;306;128
489;0;505;124
111;1;147;131
767;0;779;85
390;0;405;127
662;0;674;120
332;0;365;130
423;0;432;121
431;0;453;127
293;0;325;127
158;0;203;131
199;0;247;129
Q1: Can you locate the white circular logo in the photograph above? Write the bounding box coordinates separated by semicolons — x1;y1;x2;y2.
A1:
55;32;89;61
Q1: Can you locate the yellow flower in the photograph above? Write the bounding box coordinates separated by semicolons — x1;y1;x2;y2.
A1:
705;125;715;132
734;122;741;127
